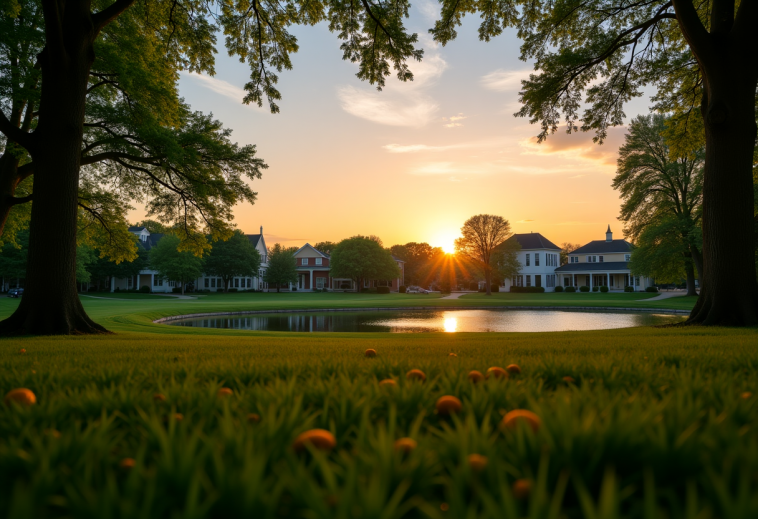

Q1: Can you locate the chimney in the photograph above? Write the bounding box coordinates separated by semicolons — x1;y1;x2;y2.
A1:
260;226;263;234
606;225;612;242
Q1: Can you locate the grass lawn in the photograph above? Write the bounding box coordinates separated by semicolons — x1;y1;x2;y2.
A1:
1;292;756;518
80;292;185;300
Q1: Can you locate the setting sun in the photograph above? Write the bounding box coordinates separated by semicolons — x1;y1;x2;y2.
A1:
431;232;459;254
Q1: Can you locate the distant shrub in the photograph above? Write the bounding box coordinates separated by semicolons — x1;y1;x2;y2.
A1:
491;284;500;292
114;287;120;292
469;282;478;291
228;288;238;293
399;285;407;293
592;286;599;292
376;286;390;294
600;286;609;293
565;286;576;293
554;286;563;292
139;285;151;293
624;286;634;292
360;288;371;293
646;286;659;293
172;287;182;293
511;286;544;293
579;286;590;292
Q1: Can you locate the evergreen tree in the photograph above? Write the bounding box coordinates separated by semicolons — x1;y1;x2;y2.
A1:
148;235;204;295
204;230;261;292
264;243;298;293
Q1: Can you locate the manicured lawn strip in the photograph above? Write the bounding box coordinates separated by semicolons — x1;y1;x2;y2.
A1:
0;292;697;336
80;293;185;300
1;326;757;518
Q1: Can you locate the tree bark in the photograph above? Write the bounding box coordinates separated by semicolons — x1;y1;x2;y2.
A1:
684;253;697;297
686;75;758;325
0;4;107;335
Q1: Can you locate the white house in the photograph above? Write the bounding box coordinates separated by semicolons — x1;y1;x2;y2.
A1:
554;226;653;291
110;226;269;292
501;233;562;292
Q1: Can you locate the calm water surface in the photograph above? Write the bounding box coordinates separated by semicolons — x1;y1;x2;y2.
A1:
167;309;685;333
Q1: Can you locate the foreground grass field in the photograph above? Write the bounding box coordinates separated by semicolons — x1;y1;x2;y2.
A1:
1;293;756;518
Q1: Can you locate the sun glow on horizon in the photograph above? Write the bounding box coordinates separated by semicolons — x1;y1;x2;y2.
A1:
432;231;459;254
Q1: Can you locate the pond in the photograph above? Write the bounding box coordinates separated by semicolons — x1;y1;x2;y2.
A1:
166;308;685;333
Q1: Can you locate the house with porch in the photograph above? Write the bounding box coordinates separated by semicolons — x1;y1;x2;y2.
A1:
289;243;405;292
111;226;269;292
501;232;562;292
554;226;652;291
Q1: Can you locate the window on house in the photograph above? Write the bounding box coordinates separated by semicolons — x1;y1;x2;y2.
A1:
247;279;251;288
154;277;163;287
635;277;640;286
526;254;530;266
217;278;222;287
315;258;322;265
316;277;326;289
526;275;532;287
625;254;631;261
211;278;216;288
599;256;604;262
535;275;542;287
302;258;308;266
234;278;240;288
204;278;209;288
535;254;540;266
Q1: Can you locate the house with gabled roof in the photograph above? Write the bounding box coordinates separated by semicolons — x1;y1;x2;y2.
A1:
111;226;269;292
554;226;652;290
289;243;405;292
501;232;562;292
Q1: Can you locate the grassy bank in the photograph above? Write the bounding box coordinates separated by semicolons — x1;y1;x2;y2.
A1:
2;293;756;518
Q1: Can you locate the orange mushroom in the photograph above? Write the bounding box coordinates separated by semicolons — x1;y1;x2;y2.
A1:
18;349;26;354
512;479;532;499
394;437;417;453
217;387;233;398
119;458;136;470
247;413;261;423
741;391;753;400
406;369;426;382
436;395;462;415
506;364;521;375
486;367;509;379
365;349;377;358
4;388;36;406
448;353;457;357
468;454;488;472
562;376;576;384
501;410;541;433
379;379;397;388
153;393;166;402
293;429;337;452
467;370;485;383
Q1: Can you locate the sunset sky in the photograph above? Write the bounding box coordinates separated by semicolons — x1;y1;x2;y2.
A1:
143;4;656;252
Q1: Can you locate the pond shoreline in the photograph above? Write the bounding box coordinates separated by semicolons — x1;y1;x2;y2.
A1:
153;305;690;324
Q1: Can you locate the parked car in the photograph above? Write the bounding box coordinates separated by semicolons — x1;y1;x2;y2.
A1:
7;288;24;298
405;286;430;294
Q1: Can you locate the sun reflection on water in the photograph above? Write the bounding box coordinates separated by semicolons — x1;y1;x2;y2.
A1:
444;318;458;333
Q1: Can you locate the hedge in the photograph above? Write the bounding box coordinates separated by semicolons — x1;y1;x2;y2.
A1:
376;286;390;294
646;286;659;292
579;286;590;292
624;286;634;292
510;286;545;293
399;285;407;293
554;286;563;292
565;286;576;293
600;286;609;293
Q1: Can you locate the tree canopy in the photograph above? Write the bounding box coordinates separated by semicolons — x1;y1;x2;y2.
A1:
330;236;400;289
148;234;204;294
614;114;703;295
203;230;261;292
455;215;513;295
390;242;445;288
264;243;298;292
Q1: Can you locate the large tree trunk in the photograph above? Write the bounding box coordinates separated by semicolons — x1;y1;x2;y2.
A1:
686;76;758;325
684;253;697;297
0;8;107;335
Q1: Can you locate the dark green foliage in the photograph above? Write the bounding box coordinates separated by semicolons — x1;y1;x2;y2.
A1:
390;242;445;287
376;286;390;294
625;286;635;293
491;284;499;293
470;282;478;291
554;286;563;293
646;286;660;293
331;236;400;290
203;230;261;292
399;285;406;293
580;286;590;292
148;235;205;295
263;244;298;293
510;286;545;293
592;286;600;292
600;286;609;293
139;285;150;293
565;286;576;293
0;229;28;280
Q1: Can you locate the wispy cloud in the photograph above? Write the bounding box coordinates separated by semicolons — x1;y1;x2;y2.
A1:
480;69;531;92
518;127;627;167
417;0;440;24
442;113;466;128
382;138;513;154
337;54;447;127
557;221;600;226
181;72;259;108
568;174;586;179
408;161;504;176
517;219;534;223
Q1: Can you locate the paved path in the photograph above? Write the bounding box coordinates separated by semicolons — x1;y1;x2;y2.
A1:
441;292;470;300
82;294;196;301
639;290;693;302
